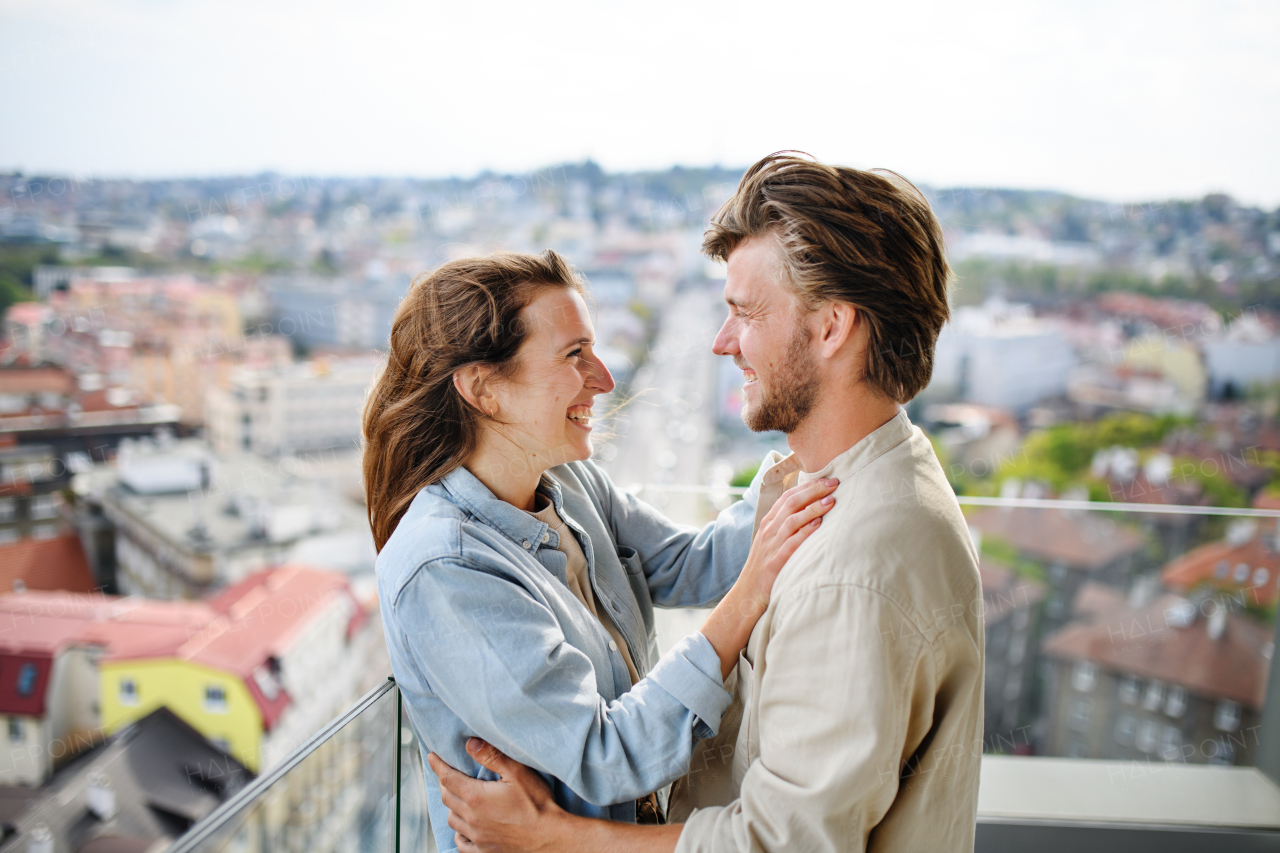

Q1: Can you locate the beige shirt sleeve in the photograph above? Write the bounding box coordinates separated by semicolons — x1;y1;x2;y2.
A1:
676;583;935;853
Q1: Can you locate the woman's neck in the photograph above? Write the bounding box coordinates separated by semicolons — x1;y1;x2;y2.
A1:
464;438;547;512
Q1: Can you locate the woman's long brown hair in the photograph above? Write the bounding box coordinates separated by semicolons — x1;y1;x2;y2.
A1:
362;250;585;552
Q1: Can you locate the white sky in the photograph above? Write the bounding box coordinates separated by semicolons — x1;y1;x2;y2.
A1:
1;0;1277;205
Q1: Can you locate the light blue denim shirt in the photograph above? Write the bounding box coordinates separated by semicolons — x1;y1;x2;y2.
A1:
376;459;760;853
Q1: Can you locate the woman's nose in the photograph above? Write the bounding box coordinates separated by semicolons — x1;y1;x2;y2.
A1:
586;354;615;393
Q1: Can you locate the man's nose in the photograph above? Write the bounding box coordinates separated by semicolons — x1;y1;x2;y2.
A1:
712;317;737;356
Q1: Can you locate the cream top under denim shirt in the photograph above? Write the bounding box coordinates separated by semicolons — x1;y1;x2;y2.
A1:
376;459;761;853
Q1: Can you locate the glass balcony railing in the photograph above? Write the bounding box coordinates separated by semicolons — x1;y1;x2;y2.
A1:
165;495;1280;852
167;679;433;853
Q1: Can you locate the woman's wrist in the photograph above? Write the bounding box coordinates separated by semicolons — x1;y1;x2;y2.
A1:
701;587;756;679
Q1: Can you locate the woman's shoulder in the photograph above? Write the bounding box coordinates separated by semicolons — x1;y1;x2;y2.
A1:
375;486;539;601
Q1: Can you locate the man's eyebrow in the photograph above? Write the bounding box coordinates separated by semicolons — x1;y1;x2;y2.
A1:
556;336;593;350
725;295;755;311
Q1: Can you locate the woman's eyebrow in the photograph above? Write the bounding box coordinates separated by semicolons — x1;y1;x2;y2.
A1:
557;336;594;350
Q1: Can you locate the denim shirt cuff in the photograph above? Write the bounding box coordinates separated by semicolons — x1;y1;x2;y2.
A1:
645;631;731;740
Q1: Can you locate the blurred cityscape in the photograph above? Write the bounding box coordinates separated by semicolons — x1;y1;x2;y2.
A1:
1;163;1279;850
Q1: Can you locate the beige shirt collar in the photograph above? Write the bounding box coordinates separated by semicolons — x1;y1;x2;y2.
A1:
753;408;912;534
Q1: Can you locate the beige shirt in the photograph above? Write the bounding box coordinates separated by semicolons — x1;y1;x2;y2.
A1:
672;409;985;853
529;497;642;685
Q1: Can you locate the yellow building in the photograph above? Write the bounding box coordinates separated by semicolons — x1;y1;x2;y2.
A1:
98;657;265;771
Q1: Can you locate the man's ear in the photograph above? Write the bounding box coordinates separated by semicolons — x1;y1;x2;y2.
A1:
816;301;860;359
453;364;497;417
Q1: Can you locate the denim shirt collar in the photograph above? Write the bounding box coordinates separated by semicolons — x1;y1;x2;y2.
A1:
436;465;565;552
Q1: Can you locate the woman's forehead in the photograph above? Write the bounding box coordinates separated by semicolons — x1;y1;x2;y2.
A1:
524;288;593;343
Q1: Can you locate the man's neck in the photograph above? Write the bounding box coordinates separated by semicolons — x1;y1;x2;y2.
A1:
787;386;900;473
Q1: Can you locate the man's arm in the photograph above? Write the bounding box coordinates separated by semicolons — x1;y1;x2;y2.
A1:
431;738;681;853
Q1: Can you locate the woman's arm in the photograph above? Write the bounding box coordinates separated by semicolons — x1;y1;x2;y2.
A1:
580;454;786;609
392;477;834;806
394;558;731;806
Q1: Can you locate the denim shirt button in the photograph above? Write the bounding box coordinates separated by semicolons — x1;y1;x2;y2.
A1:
541;532;550;543
609;640;618;652
522;540;531;549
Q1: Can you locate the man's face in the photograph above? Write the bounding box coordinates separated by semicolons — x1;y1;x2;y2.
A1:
712;235;819;434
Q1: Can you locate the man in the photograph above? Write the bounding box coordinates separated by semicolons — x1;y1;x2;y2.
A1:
430;152;985;852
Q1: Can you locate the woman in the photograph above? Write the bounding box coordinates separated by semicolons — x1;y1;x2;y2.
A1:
364;250;835;853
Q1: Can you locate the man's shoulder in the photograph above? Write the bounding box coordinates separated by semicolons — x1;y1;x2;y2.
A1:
777;430;981;640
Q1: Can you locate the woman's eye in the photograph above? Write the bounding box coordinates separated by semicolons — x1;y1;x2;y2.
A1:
568;348;583;359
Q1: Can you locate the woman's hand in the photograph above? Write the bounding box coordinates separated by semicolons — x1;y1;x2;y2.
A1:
700;478;838;678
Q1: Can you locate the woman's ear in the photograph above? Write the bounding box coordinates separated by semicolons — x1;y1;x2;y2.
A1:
453;365;497;417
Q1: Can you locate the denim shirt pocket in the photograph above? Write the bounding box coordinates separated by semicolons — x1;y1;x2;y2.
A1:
617;545;645;576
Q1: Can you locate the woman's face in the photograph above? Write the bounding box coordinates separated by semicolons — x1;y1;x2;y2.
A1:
489;287;615;468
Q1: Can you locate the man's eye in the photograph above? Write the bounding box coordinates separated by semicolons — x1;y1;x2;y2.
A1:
568;348;583;358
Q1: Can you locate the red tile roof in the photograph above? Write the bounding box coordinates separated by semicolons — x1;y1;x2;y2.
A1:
967;506;1145;571
0;533;97;595
0;566;361;730
1160;522;1279;606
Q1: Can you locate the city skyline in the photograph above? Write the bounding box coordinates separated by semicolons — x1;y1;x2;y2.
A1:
1;0;1278;206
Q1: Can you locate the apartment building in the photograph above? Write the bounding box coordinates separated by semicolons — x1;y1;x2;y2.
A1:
72;435;374;599
204;356;379;457
967;505;1146;634
1041;582;1269;765
979;553;1046;748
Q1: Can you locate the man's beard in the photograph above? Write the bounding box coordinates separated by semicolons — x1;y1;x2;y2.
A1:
741;325;819;434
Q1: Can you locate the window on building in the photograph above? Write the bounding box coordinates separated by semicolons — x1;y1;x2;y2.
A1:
32;524;58;541
8;718;23;742
1214;699;1241;732
1119;675;1141;705
1114;714;1137;746
29;494;59;520
1068;698;1093;732
204;685;228;713
1135;720;1159;754
15;663;38;697
0;529;18;546
0;498;16;522
1141;680;1164;711
1160;725;1183;756
1214;559;1229;579
1072;661;1098;693
1234;563;1250;583
1253;568;1270;588
1008;635;1026;665
119;678;138;706
1165;685;1187;718
1209;737;1237;766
